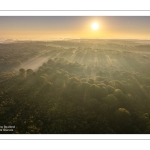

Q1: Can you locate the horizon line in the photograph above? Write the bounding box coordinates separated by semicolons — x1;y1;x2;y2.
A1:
1;38;150;42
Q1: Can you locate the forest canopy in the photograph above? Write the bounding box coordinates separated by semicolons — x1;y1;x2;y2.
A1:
0;39;150;134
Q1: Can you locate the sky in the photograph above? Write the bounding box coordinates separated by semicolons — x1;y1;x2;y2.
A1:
0;16;150;40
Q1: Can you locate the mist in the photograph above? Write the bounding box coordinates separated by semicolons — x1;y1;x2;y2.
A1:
0;39;150;134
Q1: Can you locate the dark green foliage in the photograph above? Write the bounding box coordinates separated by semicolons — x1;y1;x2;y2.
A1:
88;78;94;84
113;108;132;133
37;76;47;86
0;40;150;134
19;68;25;74
104;94;119;112
26;69;33;76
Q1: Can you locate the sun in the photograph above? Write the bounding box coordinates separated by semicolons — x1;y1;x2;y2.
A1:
92;22;99;30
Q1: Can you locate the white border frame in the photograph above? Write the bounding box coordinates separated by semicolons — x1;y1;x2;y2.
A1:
0;10;150;140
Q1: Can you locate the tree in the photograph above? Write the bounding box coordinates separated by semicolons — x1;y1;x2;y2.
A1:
88;78;94;84
114;89;126;106
37;76;47;86
139;113;150;132
26;69;33;76
104;94;119;112
89;84;100;99
41;82;52;94
19;68;25;75
106;85;115;94
99;103;108;115
114;108;132;133
19;68;26;78
99;86;108;98
79;82;90;93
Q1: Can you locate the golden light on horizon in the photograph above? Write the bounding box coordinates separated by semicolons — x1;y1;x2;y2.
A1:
91;22;99;30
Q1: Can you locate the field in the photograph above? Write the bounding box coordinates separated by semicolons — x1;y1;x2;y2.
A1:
0;39;150;133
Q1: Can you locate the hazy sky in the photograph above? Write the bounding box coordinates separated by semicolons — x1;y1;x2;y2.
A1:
0;16;150;40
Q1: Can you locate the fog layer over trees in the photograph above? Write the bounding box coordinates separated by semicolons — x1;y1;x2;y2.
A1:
0;39;150;133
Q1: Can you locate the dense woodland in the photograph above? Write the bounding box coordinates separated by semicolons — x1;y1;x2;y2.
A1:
0;39;150;134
